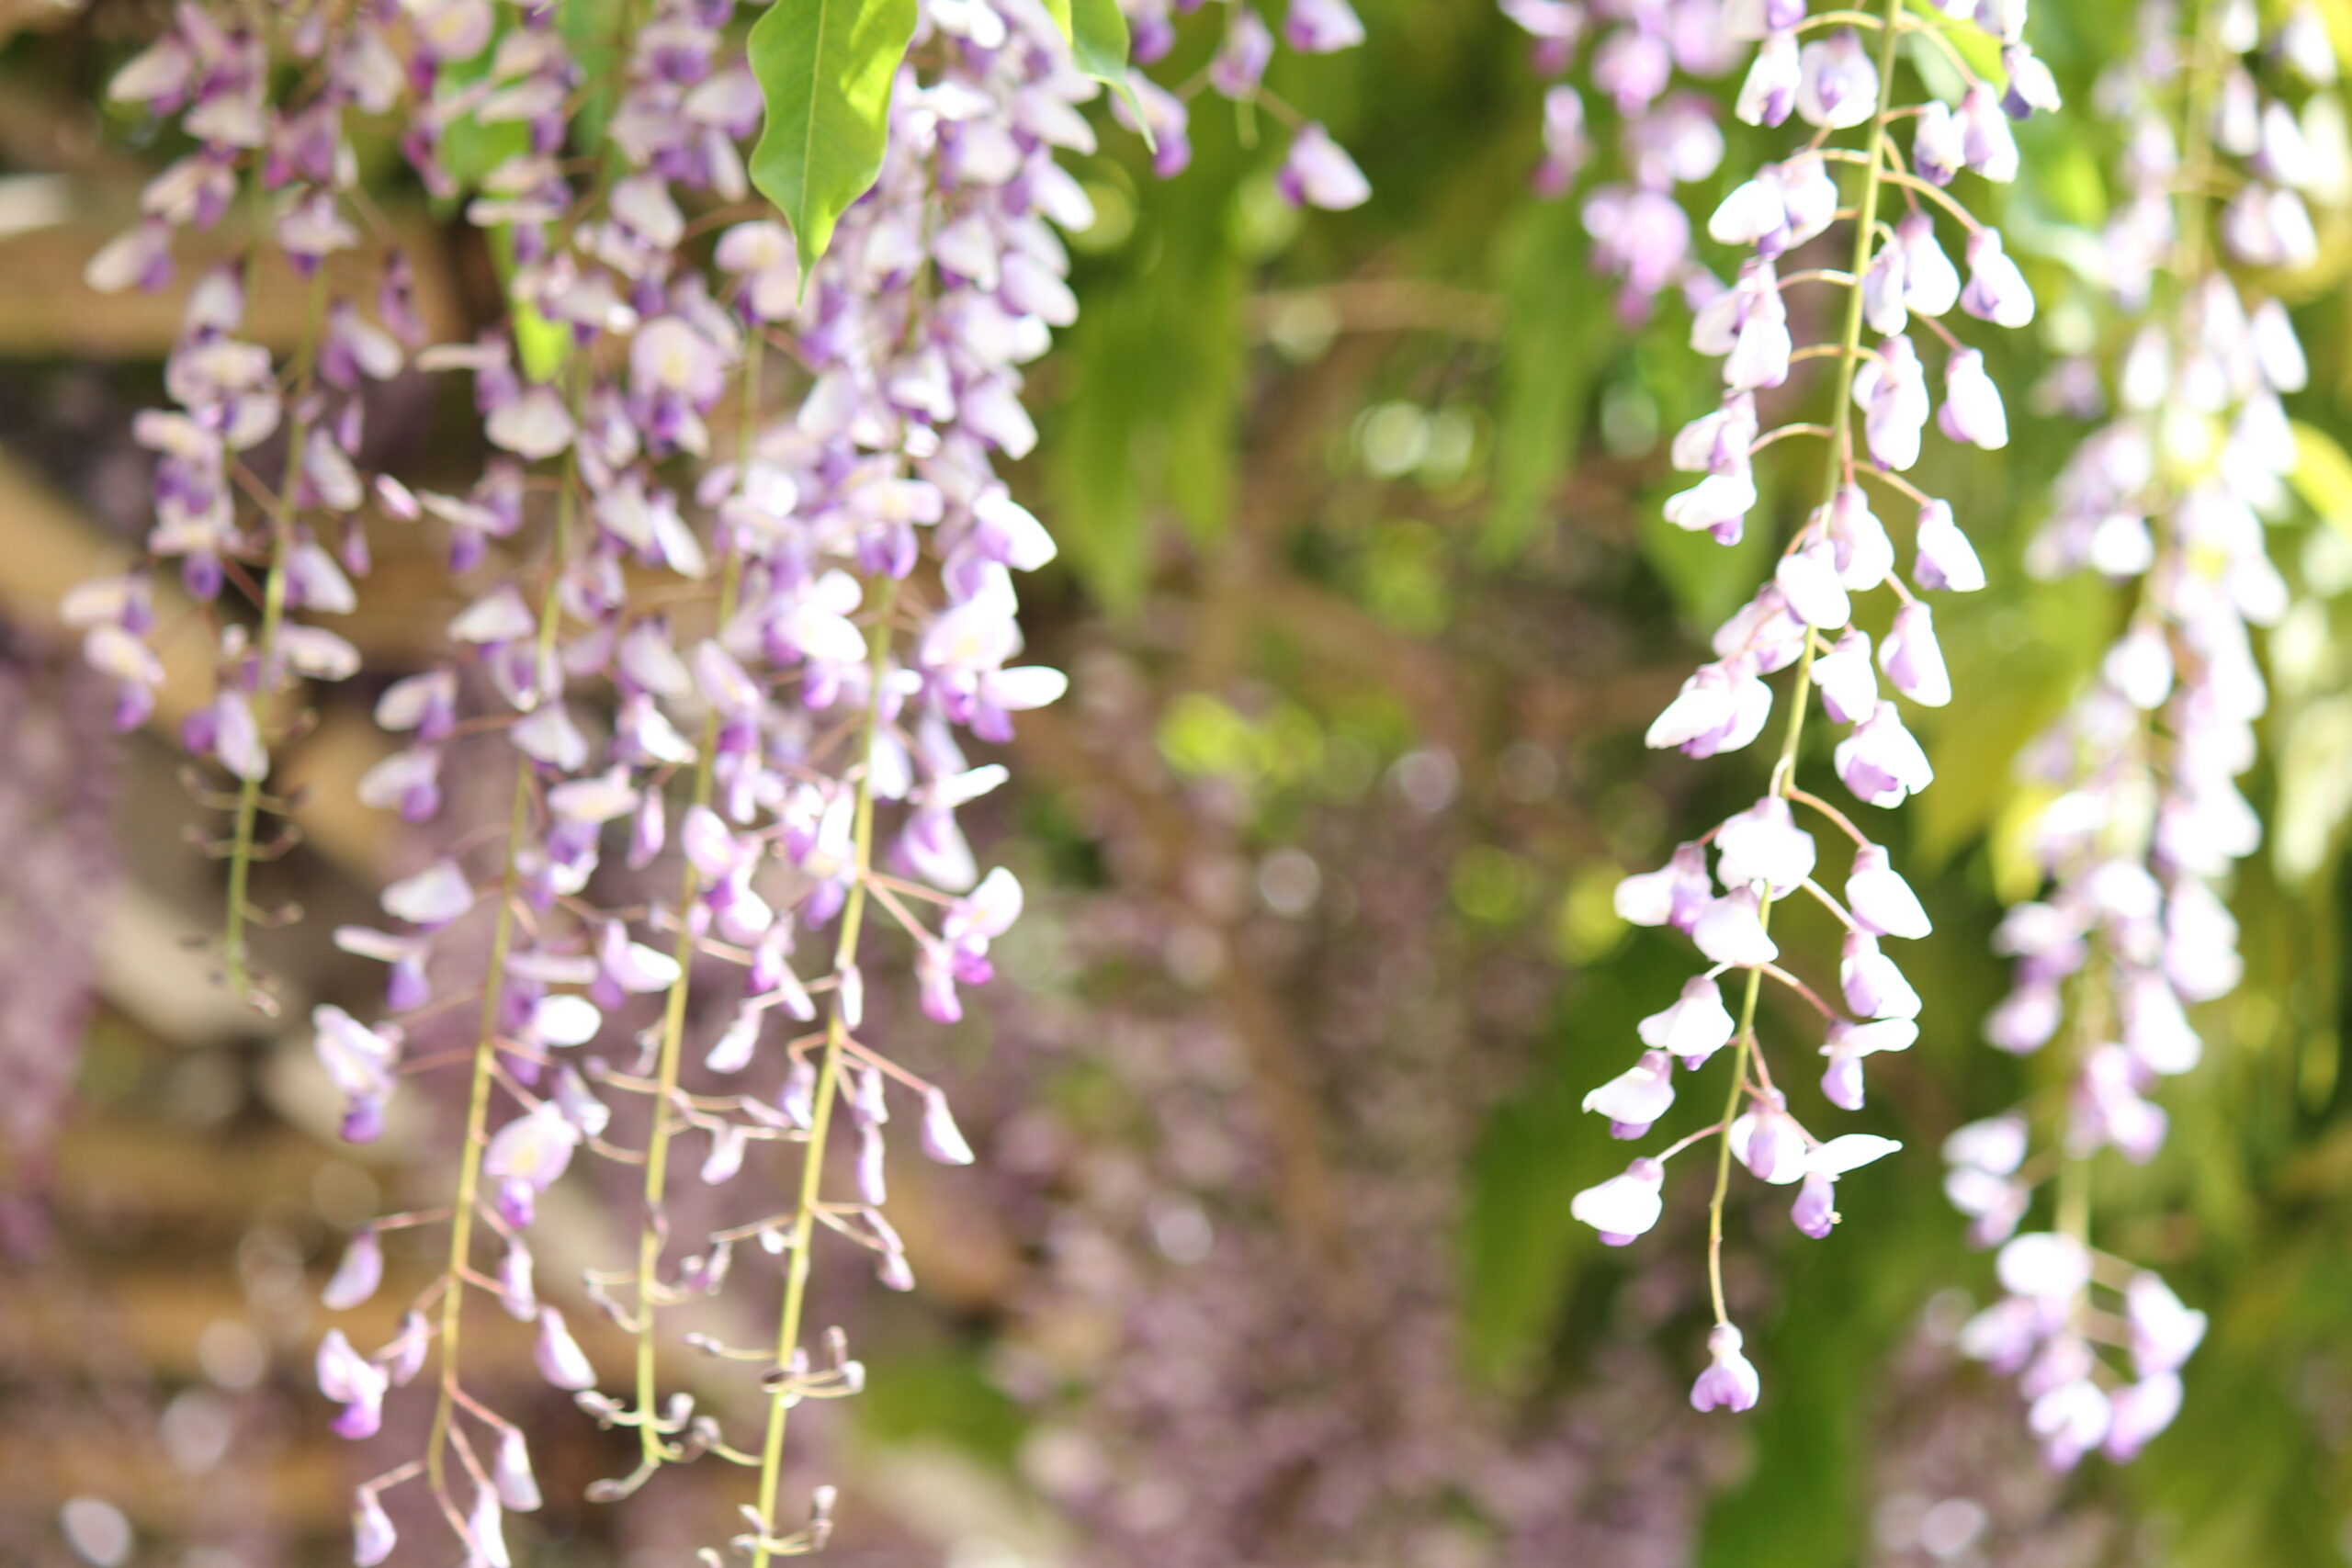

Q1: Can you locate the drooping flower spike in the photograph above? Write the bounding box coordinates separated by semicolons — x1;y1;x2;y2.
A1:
1499;0;1742;319
70;0;1193;1556
1118;0;1373;206
1951;0;2348;1467
1575;0;2055;1414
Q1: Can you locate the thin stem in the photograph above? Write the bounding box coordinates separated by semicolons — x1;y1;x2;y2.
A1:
1707;0;1906;1331
220;264;330;1010
749;574;899;1566
426;386;581;1501
626;331;764;1472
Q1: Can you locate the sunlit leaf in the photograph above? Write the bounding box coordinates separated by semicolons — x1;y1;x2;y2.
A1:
747;0;919;278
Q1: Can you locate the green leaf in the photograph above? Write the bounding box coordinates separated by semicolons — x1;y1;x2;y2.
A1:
1069;0;1128;84
747;0;920;279
487;226;570;383
1068;0;1150;150
2290;419;2352;540
1482;197;1601;559
1039;0;1072;36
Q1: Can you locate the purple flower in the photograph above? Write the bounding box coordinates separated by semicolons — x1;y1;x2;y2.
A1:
354;1490;396;1567
535;1306;595;1391
494;1427;541;1512
1690;1324;1760;1412
1713;795;1816;895
1283;0;1363;51
1693;886;1778;967
1570;1156;1666;1245
1794;29;1877;129
1839;934;1917;1023
322;1228;384;1310
1210;8;1275;96
1278;123;1372;210
1855;333;1928;470
1834;701;1934;807
1911;99;1964;186
1638;973;1738;1064
920;1088;976;1165
316;1328;388;1438
1961;228;2036;328
1844;844;1931;938
1939;347;2009;448
1736;28;1798;127
1913;500;1986;592
1877;601;1952;707
1581;1048;1678;1138
1896;212;1962;316
1614;841;1713;931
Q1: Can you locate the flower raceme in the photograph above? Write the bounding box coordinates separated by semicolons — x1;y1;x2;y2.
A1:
1570;0;2055;1416
1498;0;1743;319
1950;0;2347;1468
1119;0;1371;209
69;0;1143;1559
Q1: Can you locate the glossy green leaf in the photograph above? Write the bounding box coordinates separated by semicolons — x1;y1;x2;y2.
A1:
747;0;919;279
1068;0;1149;148
1069;0;1130;86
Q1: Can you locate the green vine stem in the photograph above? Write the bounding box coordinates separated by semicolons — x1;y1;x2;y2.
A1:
1706;0;1907;1328
624;332;765;1475
220;262;329;1014
424;394;581;1513
747;573;901;1566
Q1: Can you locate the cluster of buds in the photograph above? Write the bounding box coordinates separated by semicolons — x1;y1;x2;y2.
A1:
1499;0;1743;321
1953;0;2345;1466
1117;0;1372;210
1572;0;2055;1413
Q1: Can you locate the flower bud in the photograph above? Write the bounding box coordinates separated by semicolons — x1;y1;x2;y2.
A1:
1581;1049;1678;1138
1845;844;1931;939
1693;886;1779;967
1813;629;1879;724
1638;973;1738;1064
322;1229;383;1311
535;1306;596;1391
1877;602;1951;707
1570;1156;1666;1245
354;1491;396;1568
1912;500;1985;592
920;1088;976;1165
1690;1323;1761;1412
1938;347;2008;449
495;1427;542;1513
1962;228;2035;328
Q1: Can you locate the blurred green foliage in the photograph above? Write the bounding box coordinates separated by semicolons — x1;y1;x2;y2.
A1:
1021;0;2352;1560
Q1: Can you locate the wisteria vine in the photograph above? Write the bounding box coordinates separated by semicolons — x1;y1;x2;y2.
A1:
65;0;1386;1550
65;0;1162;1559
1577;0;2052;1413
1949;0;2345;1469
55;0;2352;1546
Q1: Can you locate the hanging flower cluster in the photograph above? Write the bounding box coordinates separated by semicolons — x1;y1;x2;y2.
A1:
1574;0;2056;1414
1951;0;2346;1468
1499;0;1743;322
1117;0;1372;211
80;0;416;1010
68;0;1123;1558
